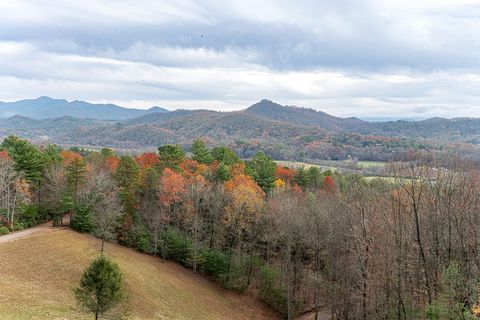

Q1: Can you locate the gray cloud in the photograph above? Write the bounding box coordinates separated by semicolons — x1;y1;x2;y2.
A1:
0;0;479;118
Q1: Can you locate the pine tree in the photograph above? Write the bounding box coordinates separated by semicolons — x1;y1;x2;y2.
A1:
1;136;45;183
211;146;240;165
248;152;276;193
216;163;232;181
294;166;308;188
158;144;185;170
74;256;125;320
191;139;213;164
65;157;86;209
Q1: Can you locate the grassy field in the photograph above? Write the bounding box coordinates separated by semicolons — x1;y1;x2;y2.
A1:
0;228;278;320
275;160;386;171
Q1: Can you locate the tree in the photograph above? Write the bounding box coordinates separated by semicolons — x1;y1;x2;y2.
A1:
248;152;276;193
211;146;240;166
216;162;232;181
0;154;30;225
114;156;140;218
74;255;125;320
191;139;213;164
65;156;87;211
1;136;45;184
158;144;185;170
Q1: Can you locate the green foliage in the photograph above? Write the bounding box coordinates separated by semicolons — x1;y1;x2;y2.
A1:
17;204;47;228
0;226;9;235
42;144;62;166
216;163;232;181
157;144;185;170
191;139;213;164
74;255;125;319
259;265;287;315
100;148;116;158
211;146;240;165
71;206;94;233
198;249;229;280
163;228;192;266
425;262;477;320
1;135;45;183
306;166;323;189
294;166;308;187
248;152;276;193
65;157;86;206
115;156;140;217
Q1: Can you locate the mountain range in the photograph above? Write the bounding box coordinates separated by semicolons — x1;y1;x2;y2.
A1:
2;97;480;161
0;96;168;120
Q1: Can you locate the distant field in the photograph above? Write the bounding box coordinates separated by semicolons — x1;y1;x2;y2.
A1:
275;160;387;171
0;227;278;320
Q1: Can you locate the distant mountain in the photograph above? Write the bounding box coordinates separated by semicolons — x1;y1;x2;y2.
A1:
245;99;369;131
0;97;168;120
3;98;480;161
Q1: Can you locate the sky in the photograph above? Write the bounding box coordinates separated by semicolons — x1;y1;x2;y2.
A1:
1;0;480;119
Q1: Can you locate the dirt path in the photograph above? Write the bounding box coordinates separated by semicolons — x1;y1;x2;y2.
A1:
0;222;55;244
0;214;72;244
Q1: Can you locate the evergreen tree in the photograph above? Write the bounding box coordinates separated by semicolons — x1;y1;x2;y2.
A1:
1;135;45;183
211;146;240;165
216;163;232;181
248;152;276;193
74;256;125;320
294;166;308;188
191;139;213;164
158;144;185;170
115;156;140;217
306;166;323;189
65;157;87;209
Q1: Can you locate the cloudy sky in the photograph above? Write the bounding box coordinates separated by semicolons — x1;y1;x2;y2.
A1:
1;0;480;118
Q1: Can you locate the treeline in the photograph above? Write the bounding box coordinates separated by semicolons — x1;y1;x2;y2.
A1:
2;136;480;319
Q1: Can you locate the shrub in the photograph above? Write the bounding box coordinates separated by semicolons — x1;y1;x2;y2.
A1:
70;206;94;233
198;249;229;280
163;228;191;266
0;226;9;235
259;265;287;315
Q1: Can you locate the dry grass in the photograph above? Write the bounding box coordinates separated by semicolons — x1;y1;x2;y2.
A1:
0;228;279;320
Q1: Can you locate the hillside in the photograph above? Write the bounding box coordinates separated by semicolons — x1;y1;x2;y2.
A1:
4;98;480;161
0;97;168;120
0;226;278;320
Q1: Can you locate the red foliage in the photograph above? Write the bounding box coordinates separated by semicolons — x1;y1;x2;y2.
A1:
275;166;296;184
135;152;160;169
322;175;336;193
0;150;10;159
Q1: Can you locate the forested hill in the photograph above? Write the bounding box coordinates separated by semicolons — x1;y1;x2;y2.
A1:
3;97;480;161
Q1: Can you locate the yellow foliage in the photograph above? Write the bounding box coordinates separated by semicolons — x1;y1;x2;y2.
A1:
274;178;286;188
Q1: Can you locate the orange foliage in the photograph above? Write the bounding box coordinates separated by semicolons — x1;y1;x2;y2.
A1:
230;163;246;176
60;150;82;166
224;174;265;230
0;150;10;159
104;156;120;172
275;166;296;184
159;168;186;208
135;152;160;169
322;175;336;193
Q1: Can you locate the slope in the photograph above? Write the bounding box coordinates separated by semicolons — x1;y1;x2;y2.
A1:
0;227;278;320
